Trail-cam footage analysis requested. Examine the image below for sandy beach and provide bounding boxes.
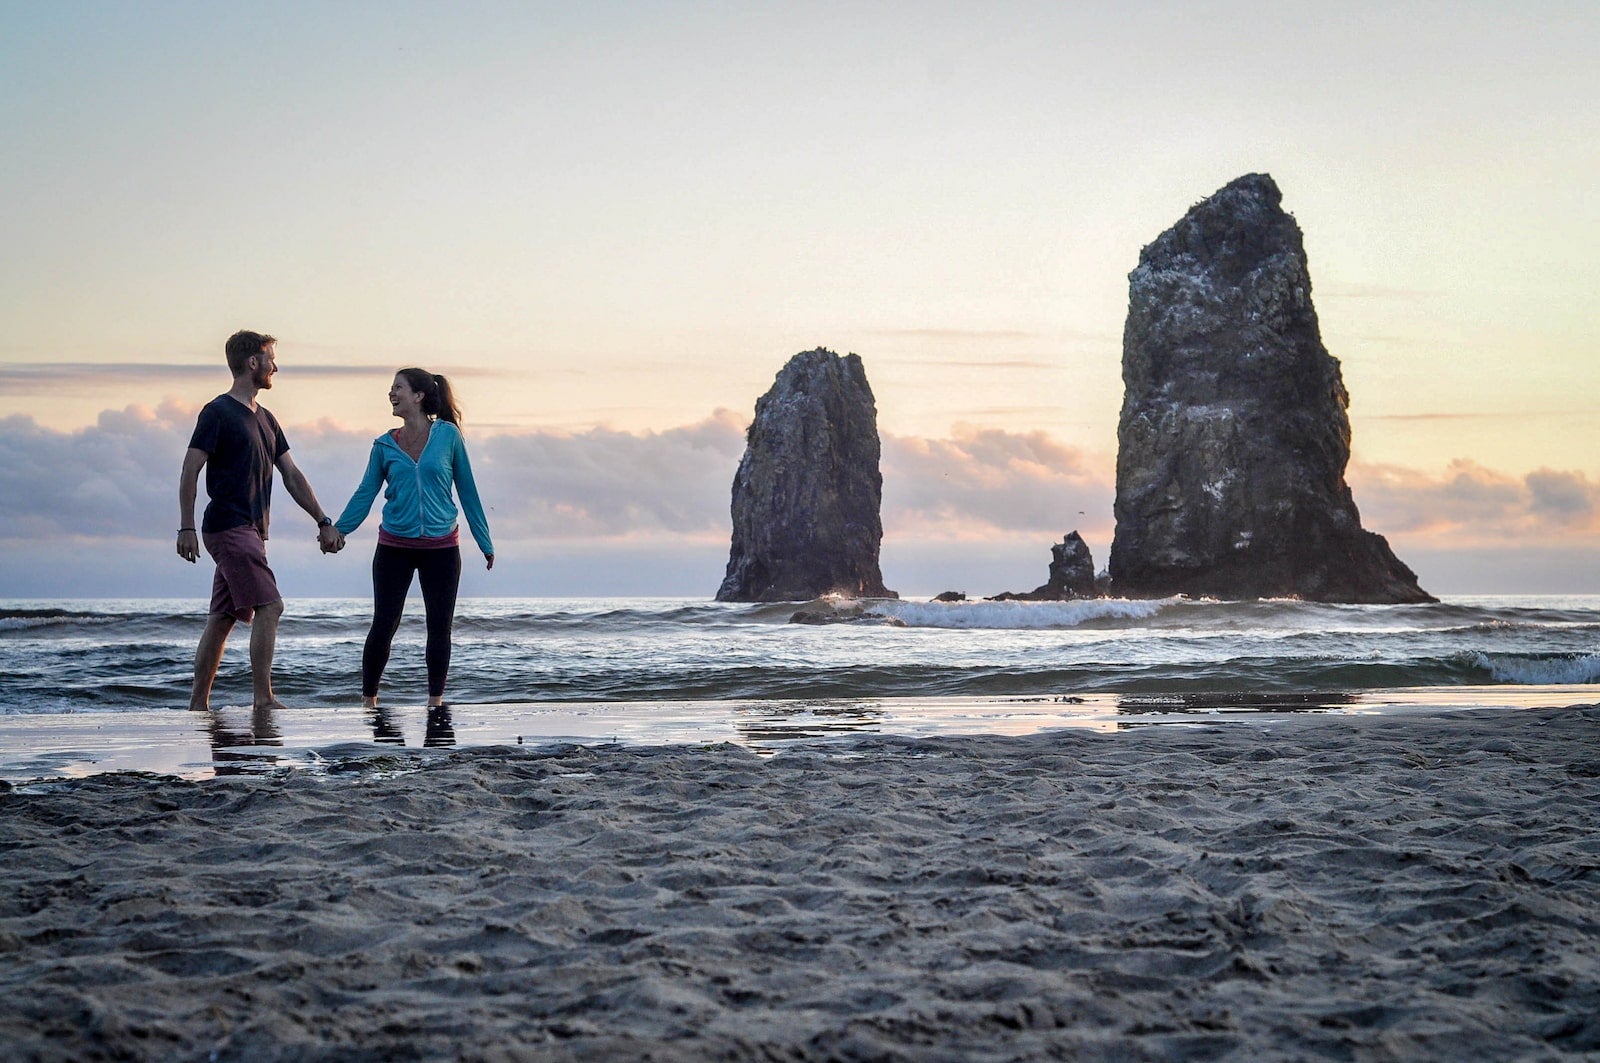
[2,704,1598,1060]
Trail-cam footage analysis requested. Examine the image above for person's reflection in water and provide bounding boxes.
[205,703,283,775]
[424,705,456,748]
[369,707,406,745]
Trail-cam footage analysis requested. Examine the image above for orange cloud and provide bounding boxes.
[1349,459,1600,545]
[881,425,1114,540]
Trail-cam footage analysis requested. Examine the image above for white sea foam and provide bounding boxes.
[1471,652,1600,686]
[0,615,119,632]
[876,597,1179,630]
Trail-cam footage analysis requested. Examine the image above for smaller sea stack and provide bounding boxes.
[716,349,895,602]
[988,532,1098,601]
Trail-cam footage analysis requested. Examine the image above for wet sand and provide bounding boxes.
[2,705,1598,1060]
[3,686,1595,785]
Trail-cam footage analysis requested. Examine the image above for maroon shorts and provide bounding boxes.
[203,525,282,623]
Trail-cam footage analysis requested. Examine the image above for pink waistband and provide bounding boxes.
[378,526,460,550]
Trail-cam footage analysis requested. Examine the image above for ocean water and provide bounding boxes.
[2,594,1598,716]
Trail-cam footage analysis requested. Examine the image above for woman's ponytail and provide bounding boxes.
[398,367,463,427]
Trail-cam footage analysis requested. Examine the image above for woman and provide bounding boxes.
[335,369,494,709]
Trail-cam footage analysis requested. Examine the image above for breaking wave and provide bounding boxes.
[1469,652,1600,686]
[873,597,1178,629]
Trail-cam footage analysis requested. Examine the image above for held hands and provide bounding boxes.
[318,524,345,555]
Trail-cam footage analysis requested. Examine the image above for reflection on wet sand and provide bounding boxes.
[370,708,405,745]
[368,705,457,748]
[181,690,1497,778]
[1113,691,1363,730]
[727,698,1126,751]
[732,701,885,751]
[205,705,284,775]
[724,693,1380,746]
[424,706,455,748]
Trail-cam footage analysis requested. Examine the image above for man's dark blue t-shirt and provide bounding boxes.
[188,395,290,537]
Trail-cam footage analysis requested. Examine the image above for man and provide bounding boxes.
[177,330,344,710]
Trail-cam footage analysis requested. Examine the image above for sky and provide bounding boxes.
[2,1,1597,599]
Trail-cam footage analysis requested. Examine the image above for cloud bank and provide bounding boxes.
[1350,459,1600,545]
[0,405,1119,545]
[1,405,1596,596]
[882,427,1112,540]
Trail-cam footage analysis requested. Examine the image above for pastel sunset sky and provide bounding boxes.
[3,1,1596,598]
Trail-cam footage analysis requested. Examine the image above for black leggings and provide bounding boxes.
[363,544,462,698]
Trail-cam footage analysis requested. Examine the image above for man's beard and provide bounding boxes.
[254,366,274,389]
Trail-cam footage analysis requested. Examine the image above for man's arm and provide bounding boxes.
[177,447,207,563]
[276,452,343,553]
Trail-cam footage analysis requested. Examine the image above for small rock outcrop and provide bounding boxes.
[716,349,896,602]
[789,598,906,626]
[988,532,1098,601]
[1110,174,1433,603]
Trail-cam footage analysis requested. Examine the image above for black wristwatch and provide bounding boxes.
[317,516,333,528]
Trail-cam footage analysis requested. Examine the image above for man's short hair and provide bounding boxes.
[225,331,276,376]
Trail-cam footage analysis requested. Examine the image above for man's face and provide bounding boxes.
[252,343,278,389]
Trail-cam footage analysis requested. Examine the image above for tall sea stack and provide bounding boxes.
[1109,174,1433,603]
[716,348,895,602]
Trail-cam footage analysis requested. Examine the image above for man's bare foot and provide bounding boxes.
[253,699,290,712]
[361,696,379,709]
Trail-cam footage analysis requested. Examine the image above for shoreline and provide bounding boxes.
[1,686,1596,786]
[2,705,1597,1059]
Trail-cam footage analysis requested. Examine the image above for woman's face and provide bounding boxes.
[390,374,423,418]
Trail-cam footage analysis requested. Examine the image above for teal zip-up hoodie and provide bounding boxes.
[335,420,494,555]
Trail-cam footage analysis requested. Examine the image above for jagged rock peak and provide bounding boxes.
[715,348,895,603]
[1139,173,1289,269]
[1109,174,1432,604]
